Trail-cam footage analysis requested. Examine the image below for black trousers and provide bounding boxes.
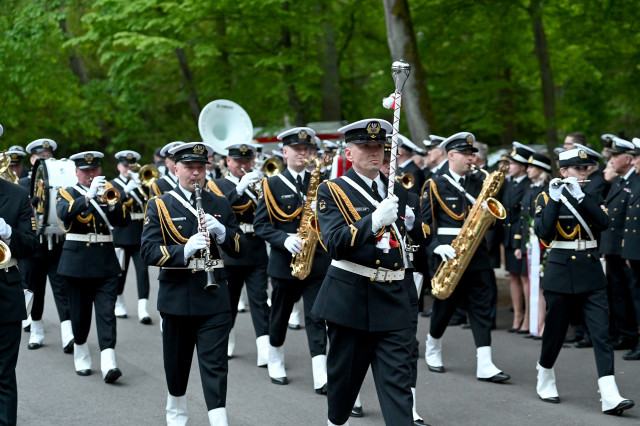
[404,271,420,388]
[117,245,150,299]
[66,276,118,350]
[269,276,326,357]
[162,312,231,410]
[327,323,413,425]
[540,288,614,377]
[0,322,20,426]
[226,264,270,337]
[429,269,493,347]
[628,260,640,328]
[606,255,637,343]
[23,253,70,322]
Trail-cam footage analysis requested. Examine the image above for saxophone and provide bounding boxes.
[290,158,323,280]
[431,164,507,299]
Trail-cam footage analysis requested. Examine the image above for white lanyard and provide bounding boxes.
[163,175,177,188]
[168,190,199,219]
[115,177,144,208]
[277,174,306,201]
[73,185,114,231]
[442,174,476,204]
[559,194,595,241]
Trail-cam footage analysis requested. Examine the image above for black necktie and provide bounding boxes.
[459,177,465,188]
[296,175,304,195]
[371,181,383,202]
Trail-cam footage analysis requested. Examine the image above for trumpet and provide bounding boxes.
[91,178,121,206]
[261,157,284,177]
[395,173,415,189]
[130,163,160,187]
[0,151,18,184]
[551,179,591,187]
[0,240,12,270]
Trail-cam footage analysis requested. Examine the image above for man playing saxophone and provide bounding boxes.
[254,127,330,394]
[421,132,511,383]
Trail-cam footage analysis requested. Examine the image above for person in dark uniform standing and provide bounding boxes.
[312,118,431,425]
[150,141,184,197]
[396,135,425,197]
[421,132,510,384]
[534,147,634,415]
[503,142,535,334]
[254,127,331,394]
[56,151,130,383]
[18,138,75,353]
[599,137,638,351]
[140,142,242,425]
[207,143,270,366]
[0,148,38,426]
[109,150,153,324]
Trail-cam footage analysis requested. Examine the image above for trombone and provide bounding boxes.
[129,163,160,200]
[261,157,284,177]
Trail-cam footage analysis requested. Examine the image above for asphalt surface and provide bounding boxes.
[15,266,640,425]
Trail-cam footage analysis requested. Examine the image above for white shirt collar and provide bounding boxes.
[118,174,129,182]
[226,174,240,184]
[177,184,193,201]
[288,168,307,182]
[167,172,177,183]
[354,171,385,199]
[433,158,448,172]
[624,167,636,181]
[514,174,527,184]
[448,169,465,183]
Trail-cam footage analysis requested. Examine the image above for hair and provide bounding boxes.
[474,142,488,162]
[566,132,587,145]
[531,170,551,185]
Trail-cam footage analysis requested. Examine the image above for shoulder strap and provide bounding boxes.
[277,173,305,201]
[163,175,177,188]
[74,185,114,231]
[559,194,595,241]
[442,174,476,204]
[167,190,199,219]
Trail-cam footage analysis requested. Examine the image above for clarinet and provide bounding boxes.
[194,180,219,291]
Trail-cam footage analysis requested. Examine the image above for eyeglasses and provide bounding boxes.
[451,151,476,157]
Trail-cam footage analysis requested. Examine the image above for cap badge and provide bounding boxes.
[466,134,473,144]
[84,153,94,163]
[239,144,248,153]
[612,141,617,149]
[298,130,308,140]
[42,140,51,149]
[126,153,134,160]
[366,121,381,139]
[528,156,534,163]
[578,149,587,159]
[510,147,517,157]
[10,154,18,161]
[193,144,205,155]
[606,136,612,142]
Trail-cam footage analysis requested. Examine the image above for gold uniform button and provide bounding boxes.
[287,206,291,209]
[178,226,182,230]
[388,280,393,283]
[614,208,618,211]
[86,243,90,247]
[400,226,403,230]
[192,270,196,274]
[394,263,398,267]
[100,243,104,246]
[376,260,381,265]
[587,254,591,257]
[370,277,375,282]
[571,255,576,260]
[611,228,615,231]
[452,204,456,208]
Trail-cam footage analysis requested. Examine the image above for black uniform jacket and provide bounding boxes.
[110,177,147,247]
[0,180,38,324]
[600,174,636,256]
[56,185,130,278]
[150,174,178,198]
[208,177,267,267]
[421,169,492,271]
[519,182,545,252]
[501,176,530,248]
[254,168,331,280]
[140,188,243,316]
[622,176,640,260]
[584,168,609,199]
[19,174,63,258]
[398,160,425,198]
[534,188,608,294]
[311,168,431,332]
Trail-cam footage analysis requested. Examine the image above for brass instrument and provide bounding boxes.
[131,163,160,187]
[290,158,323,280]
[0,240,12,270]
[194,180,219,291]
[198,99,253,157]
[431,164,507,300]
[262,157,284,177]
[95,182,121,206]
[396,173,415,189]
[0,151,19,184]
[240,168,260,194]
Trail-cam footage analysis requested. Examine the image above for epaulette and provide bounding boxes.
[261,177,302,223]
[154,197,188,245]
[207,180,224,197]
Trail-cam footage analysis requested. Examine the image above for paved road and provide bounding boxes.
[16,267,640,425]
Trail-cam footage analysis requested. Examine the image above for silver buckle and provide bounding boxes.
[88,234,98,244]
[374,268,391,282]
[576,240,585,251]
[193,258,206,270]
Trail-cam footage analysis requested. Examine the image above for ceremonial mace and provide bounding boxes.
[386,59,411,198]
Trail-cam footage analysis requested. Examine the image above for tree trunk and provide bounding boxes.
[281,3,306,126]
[382,0,435,146]
[498,67,517,145]
[319,11,342,121]
[175,48,201,123]
[529,0,558,170]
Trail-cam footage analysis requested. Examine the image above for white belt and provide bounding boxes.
[550,240,598,251]
[240,223,254,233]
[331,259,405,282]
[162,258,225,270]
[130,213,145,220]
[65,233,113,243]
[437,228,461,236]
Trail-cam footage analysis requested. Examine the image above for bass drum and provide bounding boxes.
[31,158,77,237]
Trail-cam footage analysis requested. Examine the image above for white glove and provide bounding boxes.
[564,177,585,202]
[434,244,456,262]
[236,171,260,195]
[548,178,564,202]
[0,218,12,239]
[124,180,138,194]
[284,235,303,254]
[129,171,142,185]
[371,195,399,232]
[203,213,226,241]
[87,176,106,199]
[404,206,415,231]
[184,233,208,261]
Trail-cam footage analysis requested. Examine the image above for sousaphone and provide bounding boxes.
[198,99,254,155]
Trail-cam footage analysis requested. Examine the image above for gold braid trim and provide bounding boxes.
[123,197,134,208]
[234,233,240,252]
[556,223,581,240]
[75,212,93,223]
[207,180,224,197]
[157,245,170,266]
[326,181,361,223]
[535,191,555,247]
[429,180,465,221]
[58,188,75,213]
[422,222,431,238]
[155,198,188,244]
[232,200,254,214]
[151,182,162,197]
[261,177,302,223]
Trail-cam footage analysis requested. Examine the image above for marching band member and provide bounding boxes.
[253,127,330,393]
[396,135,425,197]
[421,132,510,383]
[56,151,130,383]
[313,118,431,425]
[150,141,184,197]
[6,145,27,179]
[18,139,74,352]
[0,150,38,426]
[207,143,270,365]
[534,147,634,415]
[109,150,152,324]
[140,142,243,425]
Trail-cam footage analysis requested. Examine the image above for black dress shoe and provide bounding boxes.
[140,316,152,325]
[287,323,301,330]
[604,399,635,416]
[270,377,289,385]
[413,420,429,425]
[427,363,445,373]
[523,334,533,339]
[116,314,128,319]
[350,406,364,418]
[315,384,327,395]
[478,372,510,383]
[539,396,560,404]
[104,368,122,384]
[564,334,581,344]
[532,336,543,341]
[420,308,433,318]
[448,317,466,326]
[613,338,636,351]
[23,324,30,333]
[507,327,519,333]
[28,342,42,350]
[63,339,75,354]
[76,369,92,377]
[623,348,640,360]
[516,329,530,335]
[574,339,592,348]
